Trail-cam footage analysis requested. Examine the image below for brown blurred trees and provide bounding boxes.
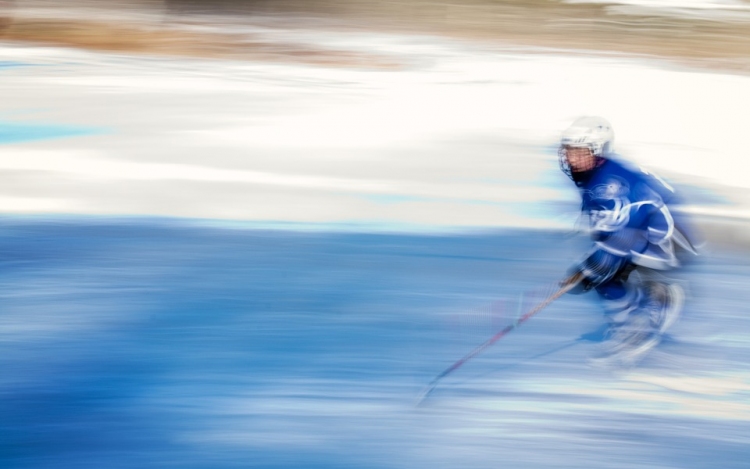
[0,0,15,35]
[164,0,329,17]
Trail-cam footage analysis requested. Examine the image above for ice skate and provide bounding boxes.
[646,282,684,335]
[591,312,661,367]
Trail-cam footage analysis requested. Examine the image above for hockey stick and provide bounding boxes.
[415,272,582,405]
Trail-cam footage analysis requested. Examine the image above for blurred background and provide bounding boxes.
[1,1,749,468]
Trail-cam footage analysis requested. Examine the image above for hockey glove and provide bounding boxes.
[568,249,628,293]
[562,266,593,294]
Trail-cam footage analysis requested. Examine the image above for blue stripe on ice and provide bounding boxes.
[0,61,29,69]
[0,120,105,145]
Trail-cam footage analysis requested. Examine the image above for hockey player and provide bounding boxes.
[558,116,699,362]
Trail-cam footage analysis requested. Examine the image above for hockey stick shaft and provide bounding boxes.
[416,272,582,404]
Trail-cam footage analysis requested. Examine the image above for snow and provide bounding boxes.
[1,31,749,228]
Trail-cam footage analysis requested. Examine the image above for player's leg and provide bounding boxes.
[595,269,659,356]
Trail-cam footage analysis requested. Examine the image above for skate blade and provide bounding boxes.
[590,335,661,369]
[658,284,685,334]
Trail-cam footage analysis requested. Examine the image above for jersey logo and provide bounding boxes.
[589,177,631,231]
[591,177,629,200]
[590,200,630,232]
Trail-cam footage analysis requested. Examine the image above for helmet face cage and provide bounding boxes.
[558,117,614,180]
[558,145,574,180]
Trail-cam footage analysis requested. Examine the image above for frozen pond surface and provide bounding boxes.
[0,220,749,469]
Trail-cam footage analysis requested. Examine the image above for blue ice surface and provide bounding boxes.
[0,120,104,145]
[0,216,748,469]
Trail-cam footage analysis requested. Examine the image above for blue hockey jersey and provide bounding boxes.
[576,155,697,270]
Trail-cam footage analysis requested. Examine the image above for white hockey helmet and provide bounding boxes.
[558,116,615,179]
